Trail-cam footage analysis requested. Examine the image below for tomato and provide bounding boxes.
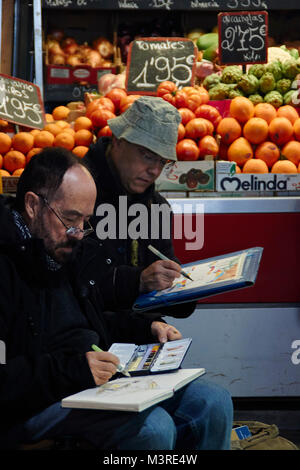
[186,92,203,112]
[97,125,113,138]
[174,90,188,109]
[96,96,115,113]
[119,95,140,114]
[177,123,185,142]
[195,104,222,129]
[90,108,116,128]
[105,88,128,112]
[157,80,177,97]
[196,86,210,105]
[198,135,219,158]
[185,118,210,140]
[177,108,196,126]
[176,139,199,161]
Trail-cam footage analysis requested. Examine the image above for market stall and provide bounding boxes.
[0,0,299,400]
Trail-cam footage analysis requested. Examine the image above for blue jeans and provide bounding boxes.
[21,378,233,450]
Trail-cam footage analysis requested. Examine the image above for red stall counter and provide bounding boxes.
[169,197,300,304]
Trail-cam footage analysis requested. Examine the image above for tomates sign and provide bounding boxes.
[0,74,45,129]
[125,37,197,94]
[218,11,268,65]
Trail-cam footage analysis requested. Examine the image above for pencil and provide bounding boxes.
[91,344,131,377]
[148,245,193,282]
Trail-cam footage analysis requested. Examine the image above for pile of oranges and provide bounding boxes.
[217,96,300,174]
[0,105,95,178]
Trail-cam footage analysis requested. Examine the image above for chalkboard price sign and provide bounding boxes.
[0,74,45,129]
[218,11,268,65]
[125,37,197,94]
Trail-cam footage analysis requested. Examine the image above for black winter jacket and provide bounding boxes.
[0,196,157,447]
[84,137,196,319]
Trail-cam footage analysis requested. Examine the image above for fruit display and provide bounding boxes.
[1,82,300,190]
[45,29,114,68]
[202,48,300,106]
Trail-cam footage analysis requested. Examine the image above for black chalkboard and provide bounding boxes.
[125,37,197,94]
[0,74,45,129]
[41,0,299,11]
[218,11,268,65]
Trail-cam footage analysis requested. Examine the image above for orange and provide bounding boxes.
[298,162,300,173]
[281,140,300,166]
[74,116,92,132]
[242,158,269,173]
[53,132,75,150]
[55,120,71,129]
[229,96,255,123]
[269,117,293,146]
[271,160,298,173]
[255,141,280,168]
[74,129,93,147]
[72,146,89,158]
[12,132,34,154]
[235,165,242,173]
[34,130,55,148]
[0,168,11,177]
[62,127,75,136]
[254,102,277,124]
[12,168,25,176]
[0,154,2,169]
[0,132,12,154]
[227,137,253,166]
[26,147,42,163]
[198,135,219,158]
[277,105,299,124]
[243,117,269,145]
[293,118,300,141]
[216,117,242,145]
[3,150,26,173]
[43,122,63,136]
[52,105,70,121]
[45,113,54,122]
[30,129,40,137]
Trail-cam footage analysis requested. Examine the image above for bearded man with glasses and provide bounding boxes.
[0,146,233,450]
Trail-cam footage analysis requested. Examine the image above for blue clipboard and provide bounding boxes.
[133,247,263,313]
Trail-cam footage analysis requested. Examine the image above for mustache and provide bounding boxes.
[56,239,80,249]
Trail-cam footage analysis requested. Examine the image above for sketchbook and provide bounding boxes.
[61,368,205,412]
[109,338,192,376]
[133,247,263,312]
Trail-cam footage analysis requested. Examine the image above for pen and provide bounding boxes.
[91,344,131,377]
[148,244,193,282]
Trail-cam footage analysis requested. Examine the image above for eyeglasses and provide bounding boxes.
[137,147,169,169]
[36,193,94,238]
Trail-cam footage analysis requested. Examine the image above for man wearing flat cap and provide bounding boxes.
[84,96,195,320]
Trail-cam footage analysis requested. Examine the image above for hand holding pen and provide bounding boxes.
[85,345,130,386]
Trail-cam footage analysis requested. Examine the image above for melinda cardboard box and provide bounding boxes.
[155,161,214,192]
[216,161,300,192]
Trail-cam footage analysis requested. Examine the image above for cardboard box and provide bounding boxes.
[155,161,214,192]
[216,161,300,192]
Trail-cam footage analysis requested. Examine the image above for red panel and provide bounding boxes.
[173,212,300,303]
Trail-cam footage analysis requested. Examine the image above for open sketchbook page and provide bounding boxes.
[154,252,247,298]
[61,368,205,412]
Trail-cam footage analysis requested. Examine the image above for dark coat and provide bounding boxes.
[84,137,196,319]
[0,196,157,447]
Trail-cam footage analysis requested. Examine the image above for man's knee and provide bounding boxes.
[121,406,177,450]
